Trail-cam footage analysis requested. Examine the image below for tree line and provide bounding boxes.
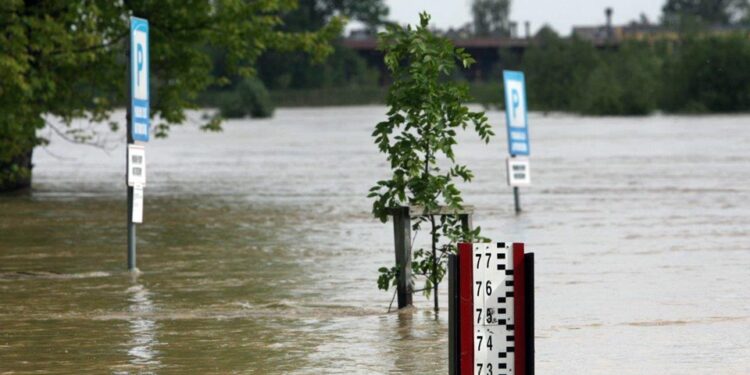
[522,28,750,115]
[521,0,750,115]
[2,0,750,192]
[212,0,750,117]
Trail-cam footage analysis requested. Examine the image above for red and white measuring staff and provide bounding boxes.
[456,242,533,375]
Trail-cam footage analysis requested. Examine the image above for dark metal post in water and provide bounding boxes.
[448,253,459,375]
[459,213,473,236]
[127,185,136,270]
[392,206,413,309]
[525,252,535,375]
[510,154,521,214]
[430,215,438,312]
[126,39,136,272]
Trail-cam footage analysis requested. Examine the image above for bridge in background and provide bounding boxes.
[340,37,531,84]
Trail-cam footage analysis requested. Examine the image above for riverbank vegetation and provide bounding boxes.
[523,30,750,115]
[0,1,343,192]
[209,0,750,116]
[255,30,750,116]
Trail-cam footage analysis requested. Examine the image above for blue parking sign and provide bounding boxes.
[130,17,149,142]
[502,71,529,156]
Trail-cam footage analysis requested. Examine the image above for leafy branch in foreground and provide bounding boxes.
[369,12,493,310]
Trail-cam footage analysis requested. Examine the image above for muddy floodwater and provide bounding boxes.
[1,106,749,374]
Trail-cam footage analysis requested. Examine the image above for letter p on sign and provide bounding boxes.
[132,22,148,101]
[506,81,525,128]
[502,70,530,156]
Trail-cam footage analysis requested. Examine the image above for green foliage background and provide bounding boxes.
[522,28,750,115]
[200,0,386,118]
[0,0,342,191]
[260,28,750,118]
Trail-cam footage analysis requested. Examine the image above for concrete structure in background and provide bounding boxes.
[573,7,678,45]
[345,7,750,83]
[573,7,750,46]
[341,36,529,83]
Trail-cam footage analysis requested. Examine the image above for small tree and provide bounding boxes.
[369,13,493,310]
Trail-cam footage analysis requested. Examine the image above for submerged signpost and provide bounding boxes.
[502,71,531,214]
[127,17,149,271]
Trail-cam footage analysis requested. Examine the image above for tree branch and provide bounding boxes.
[45,120,116,153]
[49,31,128,56]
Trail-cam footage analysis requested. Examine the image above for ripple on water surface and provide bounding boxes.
[1,108,749,374]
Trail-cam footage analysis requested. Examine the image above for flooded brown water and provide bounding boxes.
[1,106,749,374]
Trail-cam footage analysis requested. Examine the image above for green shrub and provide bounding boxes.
[219,77,274,119]
[575,43,660,116]
[575,64,624,115]
[615,45,660,115]
[661,35,750,113]
[522,28,599,112]
[469,82,504,108]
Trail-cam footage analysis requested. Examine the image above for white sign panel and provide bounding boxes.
[127,144,146,187]
[473,243,515,375]
[132,184,144,223]
[506,158,530,187]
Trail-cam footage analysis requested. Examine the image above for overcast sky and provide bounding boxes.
[382,0,664,36]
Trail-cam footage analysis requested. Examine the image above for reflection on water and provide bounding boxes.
[0,107,749,374]
[126,281,160,369]
[0,271,110,281]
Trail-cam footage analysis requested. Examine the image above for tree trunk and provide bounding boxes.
[0,147,33,192]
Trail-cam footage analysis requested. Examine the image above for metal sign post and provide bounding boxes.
[450,242,534,375]
[127,17,150,271]
[502,71,531,214]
